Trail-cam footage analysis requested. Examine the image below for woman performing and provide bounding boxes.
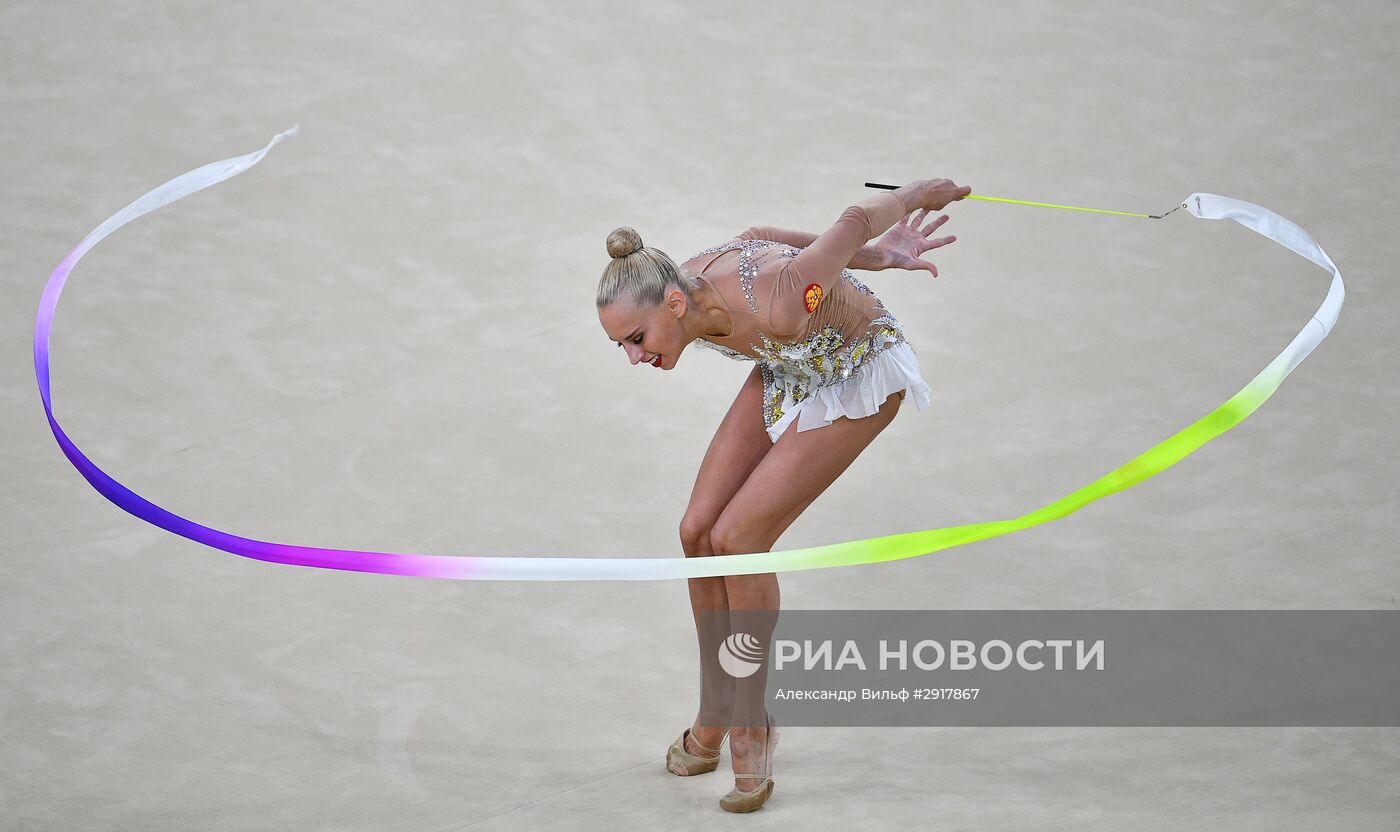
[596,178,971,812]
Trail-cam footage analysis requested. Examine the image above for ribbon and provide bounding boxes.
[35,127,1344,581]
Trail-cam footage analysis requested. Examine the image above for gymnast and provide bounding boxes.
[596,178,971,812]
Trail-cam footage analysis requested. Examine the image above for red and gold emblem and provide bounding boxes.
[802,282,823,313]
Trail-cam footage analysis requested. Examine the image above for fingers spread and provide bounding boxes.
[922,215,949,235]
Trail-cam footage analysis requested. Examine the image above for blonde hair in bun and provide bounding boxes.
[597,225,696,310]
[606,226,644,259]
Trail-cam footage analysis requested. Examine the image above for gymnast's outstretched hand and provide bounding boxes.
[873,209,958,277]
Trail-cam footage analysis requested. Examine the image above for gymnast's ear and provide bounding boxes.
[667,284,690,316]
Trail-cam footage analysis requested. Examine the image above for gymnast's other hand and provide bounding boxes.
[874,209,958,277]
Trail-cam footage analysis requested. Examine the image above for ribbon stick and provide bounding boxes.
[864,182,1182,218]
[35,128,1343,581]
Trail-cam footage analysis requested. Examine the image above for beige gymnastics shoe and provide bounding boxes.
[719,714,778,813]
[666,727,727,776]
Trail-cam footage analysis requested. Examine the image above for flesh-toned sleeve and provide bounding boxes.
[766,191,907,336]
[737,226,818,248]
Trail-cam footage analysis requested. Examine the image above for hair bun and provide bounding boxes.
[606,227,644,259]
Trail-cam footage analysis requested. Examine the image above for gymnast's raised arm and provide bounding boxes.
[736,225,890,272]
[765,179,968,335]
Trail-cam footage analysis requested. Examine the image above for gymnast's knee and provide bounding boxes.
[679,515,715,557]
[709,523,767,559]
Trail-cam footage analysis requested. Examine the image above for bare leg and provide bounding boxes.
[677,366,771,761]
[680,532,736,755]
[713,390,903,791]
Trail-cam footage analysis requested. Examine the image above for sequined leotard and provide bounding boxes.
[680,190,923,441]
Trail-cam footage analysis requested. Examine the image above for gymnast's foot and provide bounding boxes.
[726,716,777,794]
[687,723,728,758]
[686,722,722,756]
[667,719,729,777]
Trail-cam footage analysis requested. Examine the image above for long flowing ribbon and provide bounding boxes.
[35,128,1344,581]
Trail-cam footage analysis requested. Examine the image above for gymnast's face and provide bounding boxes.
[599,288,690,371]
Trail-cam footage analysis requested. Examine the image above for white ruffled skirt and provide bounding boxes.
[766,341,932,443]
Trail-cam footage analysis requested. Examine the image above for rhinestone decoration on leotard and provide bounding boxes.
[685,239,913,433]
[685,238,800,314]
[749,318,908,431]
[691,338,750,361]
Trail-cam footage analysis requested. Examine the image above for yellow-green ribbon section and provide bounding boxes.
[963,193,1153,217]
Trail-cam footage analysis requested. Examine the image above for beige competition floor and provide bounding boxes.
[3,1,1398,829]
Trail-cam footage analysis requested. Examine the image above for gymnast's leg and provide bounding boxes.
[676,364,772,762]
[710,389,903,792]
